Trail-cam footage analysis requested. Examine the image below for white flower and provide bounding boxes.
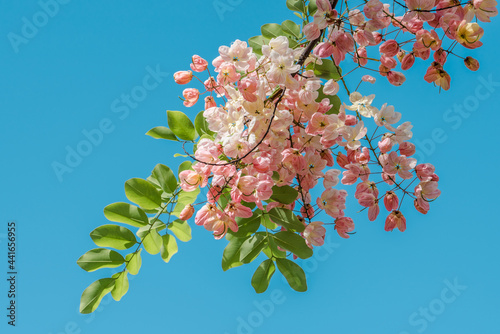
[374,103,401,129]
[345,92,378,117]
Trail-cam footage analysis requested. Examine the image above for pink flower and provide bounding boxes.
[424,63,451,90]
[179,204,195,220]
[384,191,399,211]
[387,71,406,86]
[362,75,376,83]
[383,151,417,179]
[404,0,435,22]
[317,188,347,218]
[334,217,355,238]
[182,88,199,107]
[190,55,208,72]
[385,211,406,232]
[179,169,207,191]
[173,71,193,85]
[323,79,340,95]
[303,221,326,248]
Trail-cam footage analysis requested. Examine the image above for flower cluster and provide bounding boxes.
[173,33,441,244]
[305,0,496,90]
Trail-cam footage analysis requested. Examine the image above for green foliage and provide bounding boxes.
[124,178,162,210]
[251,259,276,293]
[103,202,149,227]
[145,126,178,141]
[239,234,268,264]
[308,0,318,15]
[168,219,192,242]
[286,0,306,13]
[261,23,285,39]
[281,20,302,39]
[80,278,115,314]
[77,248,125,272]
[276,258,307,292]
[160,234,178,263]
[268,207,305,232]
[125,249,142,275]
[178,160,193,175]
[307,58,342,80]
[270,185,299,204]
[194,111,215,137]
[152,164,178,194]
[273,231,313,259]
[228,210,262,238]
[90,224,137,250]
[111,272,129,301]
[137,228,162,255]
[167,110,196,141]
[222,236,247,271]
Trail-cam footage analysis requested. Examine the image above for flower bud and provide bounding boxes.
[173,71,193,85]
[190,55,208,72]
[179,204,195,220]
[464,56,480,71]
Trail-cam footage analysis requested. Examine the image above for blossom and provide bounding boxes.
[383,151,417,179]
[374,103,401,129]
[334,217,355,238]
[455,21,484,49]
[190,55,208,72]
[385,211,406,232]
[303,221,327,248]
[345,92,378,117]
[179,204,195,220]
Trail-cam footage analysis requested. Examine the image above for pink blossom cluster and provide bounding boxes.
[172,34,441,245]
[306,0,497,90]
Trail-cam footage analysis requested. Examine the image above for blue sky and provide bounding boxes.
[1,0,499,333]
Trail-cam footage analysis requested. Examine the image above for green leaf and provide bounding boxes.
[138,229,162,255]
[307,59,342,80]
[281,20,301,39]
[239,234,268,264]
[138,219,166,235]
[103,202,149,227]
[124,178,162,210]
[167,110,196,141]
[270,185,299,204]
[168,219,192,242]
[248,35,270,56]
[317,84,341,115]
[172,188,200,217]
[268,208,305,232]
[152,164,178,194]
[194,111,215,137]
[276,258,307,292]
[308,1,318,15]
[160,234,178,263]
[263,236,287,259]
[222,236,249,271]
[111,272,129,301]
[286,0,305,13]
[79,278,115,314]
[90,224,137,250]
[228,210,262,238]
[77,248,125,272]
[261,23,284,39]
[273,231,313,259]
[145,126,178,141]
[261,214,278,230]
[125,249,142,275]
[178,160,193,175]
[251,259,276,293]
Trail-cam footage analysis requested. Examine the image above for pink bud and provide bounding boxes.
[372,32,383,45]
[378,137,393,153]
[385,210,406,232]
[179,204,195,220]
[464,56,480,71]
[361,75,376,83]
[399,142,416,156]
[434,48,447,65]
[401,53,415,70]
[173,71,193,85]
[190,55,208,72]
[379,39,399,57]
[387,71,406,86]
[345,115,358,126]
[182,88,199,107]
[384,191,399,211]
[204,96,216,109]
[414,199,429,214]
